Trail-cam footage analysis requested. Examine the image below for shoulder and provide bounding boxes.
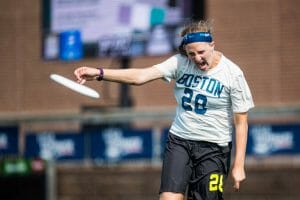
[218,55,248,89]
[221,55,244,76]
[170,54,189,64]
[175,54,193,68]
[156,53,191,69]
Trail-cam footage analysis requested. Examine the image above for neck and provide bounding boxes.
[209,51,222,69]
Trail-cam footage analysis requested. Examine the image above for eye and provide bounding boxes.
[198,50,205,54]
[188,52,195,57]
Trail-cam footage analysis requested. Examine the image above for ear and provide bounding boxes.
[178,43,187,56]
[209,41,215,48]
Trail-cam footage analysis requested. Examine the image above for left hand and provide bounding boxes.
[231,165,246,191]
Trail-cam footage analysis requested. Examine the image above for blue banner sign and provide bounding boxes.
[25,132,85,161]
[0,126,19,156]
[247,124,300,156]
[90,128,153,162]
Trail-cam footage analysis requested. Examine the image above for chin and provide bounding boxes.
[198,65,209,71]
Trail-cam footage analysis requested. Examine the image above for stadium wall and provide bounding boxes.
[0,0,299,114]
[56,165,300,200]
[1,1,300,200]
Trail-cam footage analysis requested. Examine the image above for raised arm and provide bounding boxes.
[74,66,164,85]
[231,112,248,191]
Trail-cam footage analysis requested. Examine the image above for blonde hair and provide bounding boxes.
[178,20,214,56]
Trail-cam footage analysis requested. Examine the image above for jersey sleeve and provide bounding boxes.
[153,55,179,82]
[231,74,255,113]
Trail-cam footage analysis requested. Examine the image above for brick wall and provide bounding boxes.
[0,0,299,113]
[56,165,300,200]
[207,0,300,105]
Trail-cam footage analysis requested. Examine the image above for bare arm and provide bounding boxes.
[74,66,164,85]
[231,112,248,191]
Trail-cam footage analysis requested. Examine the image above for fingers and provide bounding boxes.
[78,78,86,85]
[233,180,240,192]
[231,166,246,192]
[74,67,87,84]
[233,176,246,192]
[74,67,82,81]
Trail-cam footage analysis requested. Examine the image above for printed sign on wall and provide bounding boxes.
[247,124,300,156]
[0,126,19,156]
[90,128,153,162]
[25,132,85,161]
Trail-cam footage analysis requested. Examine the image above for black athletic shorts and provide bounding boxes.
[159,133,232,200]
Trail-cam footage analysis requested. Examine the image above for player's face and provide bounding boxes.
[185,42,215,71]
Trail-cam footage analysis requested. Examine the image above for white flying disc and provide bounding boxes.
[50,74,100,98]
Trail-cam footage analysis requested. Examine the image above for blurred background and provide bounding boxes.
[0,0,300,199]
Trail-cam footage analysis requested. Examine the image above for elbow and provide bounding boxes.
[127,68,157,85]
[130,75,148,86]
[131,80,146,86]
[131,82,143,86]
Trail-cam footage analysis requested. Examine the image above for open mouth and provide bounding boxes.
[196,60,209,70]
[200,61,208,66]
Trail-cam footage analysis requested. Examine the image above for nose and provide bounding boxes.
[194,54,203,62]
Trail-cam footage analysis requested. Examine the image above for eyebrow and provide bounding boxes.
[187,50,205,55]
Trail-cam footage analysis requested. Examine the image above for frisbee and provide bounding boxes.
[50,74,100,98]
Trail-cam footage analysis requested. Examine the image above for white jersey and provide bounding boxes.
[154,54,254,145]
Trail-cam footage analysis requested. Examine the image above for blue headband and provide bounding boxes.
[182,32,213,45]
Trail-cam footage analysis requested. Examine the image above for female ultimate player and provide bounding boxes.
[74,20,254,200]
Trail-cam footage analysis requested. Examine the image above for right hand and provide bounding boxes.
[74,67,99,84]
